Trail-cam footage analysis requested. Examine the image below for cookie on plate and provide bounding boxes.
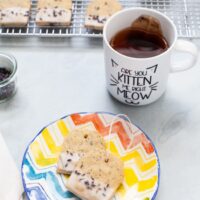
[0,0,31,27]
[85,0,122,30]
[57,129,106,174]
[36,0,72,26]
[66,150,124,200]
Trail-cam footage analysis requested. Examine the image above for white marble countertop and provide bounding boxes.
[0,37,199,200]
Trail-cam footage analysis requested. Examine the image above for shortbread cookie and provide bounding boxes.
[57,129,106,174]
[36,0,72,26]
[85,0,122,30]
[0,0,30,27]
[66,150,124,200]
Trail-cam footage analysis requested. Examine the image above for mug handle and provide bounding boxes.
[170,39,198,73]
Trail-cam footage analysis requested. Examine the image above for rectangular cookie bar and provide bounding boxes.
[36,0,72,26]
[66,151,124,200]
[0,0,30,27]
[85,0,122,30]
[57,129,106,175]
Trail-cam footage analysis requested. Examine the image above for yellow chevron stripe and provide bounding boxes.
[117,184,126,197]
[30,140,58,167]
[106,141,120,156]
[41,128,62,155]
[122,151,156,172]
[125,161,157,179]
[107,141,157,172]
[138,176,158,192]
[57,120,69,137]
[124,167,158,192]
[124,168,138,186]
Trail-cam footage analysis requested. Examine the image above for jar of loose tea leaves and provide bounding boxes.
[0,53,17,103]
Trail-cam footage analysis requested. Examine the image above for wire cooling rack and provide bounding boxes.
[0,0,199,38]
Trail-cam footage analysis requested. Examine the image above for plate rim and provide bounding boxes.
[21,111,160,200]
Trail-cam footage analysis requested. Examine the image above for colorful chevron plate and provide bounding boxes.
[21,112,160,200]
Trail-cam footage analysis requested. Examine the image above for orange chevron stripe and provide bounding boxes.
[71,113,154,154]
[131,134,154,154]
[71,113,130,148]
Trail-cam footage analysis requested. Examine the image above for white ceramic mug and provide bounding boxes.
[103,8,198,106]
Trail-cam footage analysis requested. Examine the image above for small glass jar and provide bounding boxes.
[0,53,17,103]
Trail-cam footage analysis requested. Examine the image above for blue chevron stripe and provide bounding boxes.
[26,186,50,200]
[23,156,76,199]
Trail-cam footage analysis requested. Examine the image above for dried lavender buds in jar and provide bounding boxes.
[0,54,17,103]
[0,68,12,82]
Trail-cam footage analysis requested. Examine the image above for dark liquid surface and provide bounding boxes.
[110,28,169,58]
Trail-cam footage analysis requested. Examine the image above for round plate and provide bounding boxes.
[21,112,160,200]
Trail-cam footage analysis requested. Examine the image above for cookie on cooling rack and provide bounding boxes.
[85,0,122,30]
[0,0,31,27]
[57,129,106,175]
[66,150,124,200]
[36,0,72,26]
